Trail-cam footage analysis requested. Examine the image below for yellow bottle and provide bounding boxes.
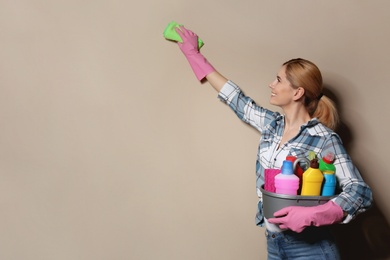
[301,158,324,196]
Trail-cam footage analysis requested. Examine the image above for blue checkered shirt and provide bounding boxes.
[218,80,373,227]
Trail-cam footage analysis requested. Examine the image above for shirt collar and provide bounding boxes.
[305,118,320,128]
[277,115,320,129]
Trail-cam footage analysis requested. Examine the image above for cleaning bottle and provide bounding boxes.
[274,160,300,195]
[301,157,324,196]
[319,151,336,173]
[319,152,337,196]
[287,155,309,194]
[321,170,337,196]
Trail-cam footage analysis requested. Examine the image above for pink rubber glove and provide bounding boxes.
[267,201,344,233]
[175,26,215,81]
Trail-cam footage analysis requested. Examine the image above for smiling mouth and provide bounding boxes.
[271,93,276,97]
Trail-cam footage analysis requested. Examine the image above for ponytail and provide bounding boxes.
[312,95,339,130]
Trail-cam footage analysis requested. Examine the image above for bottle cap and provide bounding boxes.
[323,152,335,164]
[281,160,294,175]
[310,158,319,169]
[286,155,296,162]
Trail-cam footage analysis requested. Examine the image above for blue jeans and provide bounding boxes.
[265,227,340,260]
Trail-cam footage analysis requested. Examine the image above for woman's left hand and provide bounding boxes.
[267,201,344,233]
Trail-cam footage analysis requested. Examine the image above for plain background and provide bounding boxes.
[1,0,390,259]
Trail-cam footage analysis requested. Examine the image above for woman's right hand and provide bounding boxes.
[175,26,200,55]
[173,25,227,88]
[175,25,228,90]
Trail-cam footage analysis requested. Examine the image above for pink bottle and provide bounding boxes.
[274,160,300,195]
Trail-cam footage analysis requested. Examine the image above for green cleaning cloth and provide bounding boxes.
[163,21,204,49]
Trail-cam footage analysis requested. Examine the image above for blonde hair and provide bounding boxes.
[283,58,339,130]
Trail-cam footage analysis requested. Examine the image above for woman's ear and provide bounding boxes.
[293,87,305,101]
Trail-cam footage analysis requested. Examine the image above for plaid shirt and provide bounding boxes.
[218,80,373,227]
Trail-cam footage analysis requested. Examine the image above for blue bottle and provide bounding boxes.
[321,171,336,196]
[320,152,336,196]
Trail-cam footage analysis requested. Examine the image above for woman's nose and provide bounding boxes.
[269,81,275,88]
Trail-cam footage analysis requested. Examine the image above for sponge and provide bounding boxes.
[163,21,204,49]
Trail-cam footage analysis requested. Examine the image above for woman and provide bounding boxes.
[172,25,373,259]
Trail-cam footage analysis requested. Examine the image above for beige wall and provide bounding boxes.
[1,0,389,259]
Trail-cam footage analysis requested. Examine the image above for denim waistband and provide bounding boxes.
[266,226,334,243]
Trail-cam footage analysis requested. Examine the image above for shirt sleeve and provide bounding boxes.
[324,134,373,223]
[218,80,275,132]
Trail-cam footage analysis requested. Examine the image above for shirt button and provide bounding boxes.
[272,234,276,238]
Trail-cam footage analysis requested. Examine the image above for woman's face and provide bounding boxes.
[268,66,297,107]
